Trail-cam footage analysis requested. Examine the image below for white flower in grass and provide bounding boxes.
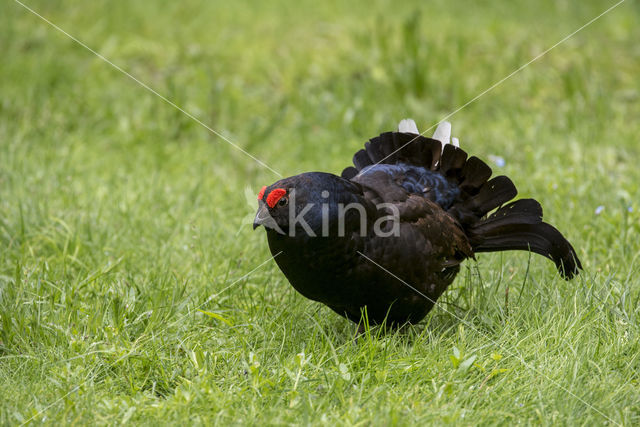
[488,155,506,168]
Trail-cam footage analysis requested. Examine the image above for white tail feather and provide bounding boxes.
[398,119,419,134]
[397,119,462,153]
[432,121,452,149]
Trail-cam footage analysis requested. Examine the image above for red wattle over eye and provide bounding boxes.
[266,188,287,208]
[257,186,266,200]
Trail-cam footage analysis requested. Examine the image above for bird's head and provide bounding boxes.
[253,172,371,237]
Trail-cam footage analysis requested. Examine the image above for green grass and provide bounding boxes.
[1,0,639,424]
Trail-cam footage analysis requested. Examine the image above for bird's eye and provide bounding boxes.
[278,196,288,207]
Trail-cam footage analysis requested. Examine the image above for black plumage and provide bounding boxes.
[253,128,582,326]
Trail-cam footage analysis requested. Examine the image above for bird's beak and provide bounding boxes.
[253,201,286,234]
[253,201,269,230]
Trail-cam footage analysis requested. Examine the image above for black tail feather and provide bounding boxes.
[469,202,582,279]
[341,132,443,180]
[440,143,468,177]
[460,156,493,193]
[471,199,543,229]
[464,176,518,215]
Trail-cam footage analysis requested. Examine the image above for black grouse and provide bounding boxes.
[253,120,581,327]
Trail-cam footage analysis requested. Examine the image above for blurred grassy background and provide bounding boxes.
[1,0,639,424]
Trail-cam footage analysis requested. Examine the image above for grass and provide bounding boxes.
[1,0,639,424]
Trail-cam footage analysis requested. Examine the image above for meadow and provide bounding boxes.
[1,0,639,424]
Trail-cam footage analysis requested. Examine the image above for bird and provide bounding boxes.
[253,119,582,328]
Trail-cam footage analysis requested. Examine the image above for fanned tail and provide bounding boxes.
[342,120,582,279]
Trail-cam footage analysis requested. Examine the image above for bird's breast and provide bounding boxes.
[266,231,361,304]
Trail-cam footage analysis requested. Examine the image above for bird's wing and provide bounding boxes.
[351,164,474,263]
